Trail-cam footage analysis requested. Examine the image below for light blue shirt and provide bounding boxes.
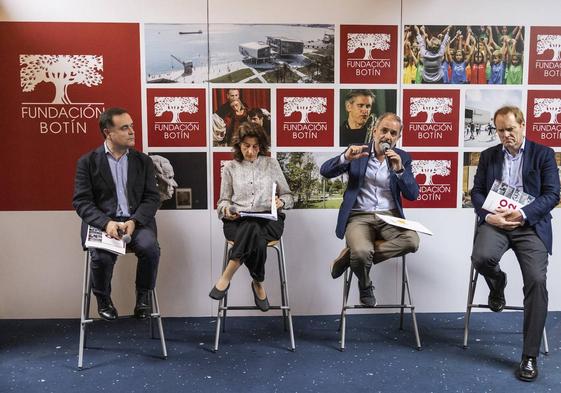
[502,138,525,191]
[340,150,398,212]
[104,142,130,217]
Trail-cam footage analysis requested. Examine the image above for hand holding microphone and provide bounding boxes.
[380,142,403,172]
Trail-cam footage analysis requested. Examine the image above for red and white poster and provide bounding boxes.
[276,88,334,147]
[146,88,206,147]
[0,22,142,210]
[526,90,561,146]
[340,25,397,84]
[212,152,234,208]
[403,152,458,208]
[529,26,561,85]
[402,89,460,147]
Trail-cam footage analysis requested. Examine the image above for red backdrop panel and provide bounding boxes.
[529,26,561,85]
[526,90,561,147]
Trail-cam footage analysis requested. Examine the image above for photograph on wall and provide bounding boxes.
[403,25,524,85]
[403,152,458,208]
[529,26,561,85]
[276,88,334,147]
[211,88,270,147]
[0,22,142,211]
[463,152,561,208]
[464,89,523,147]
[145,24,208,84]
[340,25,398,84]
[402,89,460,147]
[212,152,235,207]
[146,88,206,147]
[209,24,334,83]
[339,89,397,147]
[277,152,347,209]
[526,90,561,147]
[148,152,207,210]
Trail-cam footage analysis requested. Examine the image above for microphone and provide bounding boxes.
[117,228,132,244]
[380,142,393,171]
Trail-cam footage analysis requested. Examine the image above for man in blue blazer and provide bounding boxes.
[470,106,560,382]
[321,112,420,306]
[73,108,161,321]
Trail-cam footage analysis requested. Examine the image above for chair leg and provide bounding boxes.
[543,327,549,355]
[403,260,421,350]
[339,270,352,351]
[214,241,231,352]
[279,239,295,351]
[463,264,478,349]
[150,289,167,359]
[399,256,406,330]
[78,251,92,370]
[276,246,288,332]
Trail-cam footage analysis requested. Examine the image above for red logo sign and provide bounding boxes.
[402,89,460,147]
[527,90,561,146]
[529,27,561,84]
[146,88,206,147]
[403,152,458,208]
[212,152,234,208]
[276,89,334,147]
[340,25,397,84]
[0,22,142,210]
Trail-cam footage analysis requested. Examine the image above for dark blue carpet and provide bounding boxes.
[1,312,560,392]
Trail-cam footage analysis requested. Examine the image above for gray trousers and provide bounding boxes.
[471,223,548,357]
[344,211,420,289]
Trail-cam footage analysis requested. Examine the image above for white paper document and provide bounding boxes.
[481,180,535,213]
[376,214,434,235]
[85,225,126,255]
[239,182,278,221]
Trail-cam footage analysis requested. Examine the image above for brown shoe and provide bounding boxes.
[330,248,350,279]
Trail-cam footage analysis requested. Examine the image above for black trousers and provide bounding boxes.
[471,223,548,357]
[223,215,284,282]
[90,226,160,298]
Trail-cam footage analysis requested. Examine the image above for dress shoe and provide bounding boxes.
[517,355,538,382]
[331,248,350,279]
[134,290,152,320]
[96,295,118,321]
[251,281,270,312]
[359,285,377,307]
[488,271,507,312]
[209,282,230,300]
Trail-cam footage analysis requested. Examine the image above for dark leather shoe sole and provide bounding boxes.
[331,248,350,279]
[517,369,538,382]
[251,282,270,312]
[209,282,230,300]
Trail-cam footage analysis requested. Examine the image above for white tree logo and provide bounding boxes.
[412,160,451,185]
[20,54,103,104]
[534,98,561,123]
[284,97,327,123]
[410,97,453,123]
[154,97,198,123]
[536,35,561,61]
[347,33,391,60]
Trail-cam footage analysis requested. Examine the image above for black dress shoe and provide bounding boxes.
[96,295,118,321]
[209,282,230,300]
[134,290,152,320]
[359,285,377,307]
[517,355,538,382]
[251,282,270,312]
[488,271,507,312]
[331,248,350,279]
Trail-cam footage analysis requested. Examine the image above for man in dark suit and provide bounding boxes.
[471,106,560,382]
[321,113,420,306]
[73,108,161,321]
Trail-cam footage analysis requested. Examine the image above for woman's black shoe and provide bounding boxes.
[251,282,270,312]
[209,282,230,300]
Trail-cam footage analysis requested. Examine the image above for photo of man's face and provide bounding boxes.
[345,95,373,129]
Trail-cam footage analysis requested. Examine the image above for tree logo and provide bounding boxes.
[536,35,561,61]
[154,96,198,123]
[410,97,453,123]
[412,160,451,185]
[533,98,561,123]
[347,33,390,60]
[283,97,327,123]
[20,54,103,104]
